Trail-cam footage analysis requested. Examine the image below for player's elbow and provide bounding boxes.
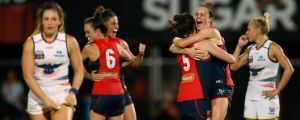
[227,56,235,64]
[289,66,294,75]
[230,64,237,71]
[230,64,238,71]
[173,40,184,48]
[169,45,176,53]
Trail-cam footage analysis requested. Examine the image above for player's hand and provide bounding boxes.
[238,35,248,47]
[43,97,61,111]
[63,92,77,106]
[262,89,279,100]
[172,37,182,43]
[138,43,146,56]
[186,47,210,60]
[91,70,103,81]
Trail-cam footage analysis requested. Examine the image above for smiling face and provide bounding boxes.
[41,9,61,36]
[194,6,212,31]
[105,16,119,38]
[84,23,101,42]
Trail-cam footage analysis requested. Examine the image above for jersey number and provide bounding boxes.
[106,49,115,69]
[182,55,190,71]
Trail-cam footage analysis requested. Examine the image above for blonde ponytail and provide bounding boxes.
[262,12,270,33]
[250,12,270,34]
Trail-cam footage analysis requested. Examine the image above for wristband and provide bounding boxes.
[69,87,78,96]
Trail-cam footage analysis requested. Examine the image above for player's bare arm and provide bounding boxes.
[174,28,215,48]
[203,40,235,64]
[22,37,59,110]
[66,35,84,106]
[230,35,251,71]
[262,42,294,98]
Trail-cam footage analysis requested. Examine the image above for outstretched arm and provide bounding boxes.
[131,43,146,67]
[119,40,145,68]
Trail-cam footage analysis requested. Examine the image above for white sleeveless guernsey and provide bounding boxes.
[32,32,70,86]
[246,40,279,100]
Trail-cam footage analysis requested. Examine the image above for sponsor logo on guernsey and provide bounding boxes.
[35,50,44,59]
[262,83,275,89]
[257,55,266,61]
[181,73,194,83]
[54,50,65,57]
[98,72,119,80]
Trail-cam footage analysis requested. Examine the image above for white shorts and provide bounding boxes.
[27,84,71,115]
[244,98,279,119]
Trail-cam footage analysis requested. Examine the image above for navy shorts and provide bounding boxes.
[178,99,211,120]
[90,94,125,117]
[211,78,234,100]
[124,91,133,105]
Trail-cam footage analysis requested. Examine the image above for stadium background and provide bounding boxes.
[0,0,299,119]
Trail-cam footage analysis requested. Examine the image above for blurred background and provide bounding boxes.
[0,0,299,120]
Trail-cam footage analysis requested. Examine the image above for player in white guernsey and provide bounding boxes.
[230,13,294,120]
[21,2,84,120]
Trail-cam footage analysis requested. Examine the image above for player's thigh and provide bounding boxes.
[90,110,106,120]
[124,104,136,120]
[51,105,74,120]
[244,99,257,119]
[256,99,278,119]
[178,99,211,120]
[29,112,50,120]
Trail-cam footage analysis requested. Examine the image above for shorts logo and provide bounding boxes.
[217,89,226,95]
[216,79,223,84]
[268,107,275,115]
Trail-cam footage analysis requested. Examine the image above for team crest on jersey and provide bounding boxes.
[54,50,65,57]
[37,63,62,74]
[250,67,264,76]
[35,50,44,59]
[249,56,253,63]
